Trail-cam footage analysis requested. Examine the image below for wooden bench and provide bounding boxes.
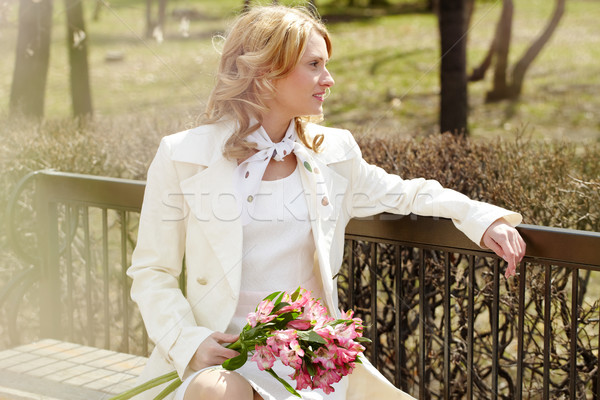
[0,339,146,400]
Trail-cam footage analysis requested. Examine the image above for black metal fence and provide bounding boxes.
[341,216,600,399]
[3,170,600,399]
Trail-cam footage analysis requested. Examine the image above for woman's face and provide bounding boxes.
[267,31,335,121]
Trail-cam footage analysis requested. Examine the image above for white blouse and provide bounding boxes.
[229,166,322,334]
[176,167,348,400]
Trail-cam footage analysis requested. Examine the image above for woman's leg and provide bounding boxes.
[183,369,263,400]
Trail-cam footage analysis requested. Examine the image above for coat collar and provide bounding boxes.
[171,119,237,167]
[170,120,358,167]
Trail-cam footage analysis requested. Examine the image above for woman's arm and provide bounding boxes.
[127,138,214,379]
[344,133,525,275]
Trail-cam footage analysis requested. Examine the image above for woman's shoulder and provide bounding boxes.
[305,122,361,163]
[161,119,235,148]
[158,119,236,165]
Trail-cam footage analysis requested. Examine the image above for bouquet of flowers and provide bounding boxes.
[110,287,369,399]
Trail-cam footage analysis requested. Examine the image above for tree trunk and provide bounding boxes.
[426,0,435,12]
[65,0,93,117]
[93,0,102,21]
[486,0,513,102]
[476,0,566,102]
[9,0,53,118]
[438,0,468,135]
[469,40,494,82]
[369,0,388,7]
[510,0,565,98]
[464,0,475,27]
[157,0,167,39]
[145,0,153,38]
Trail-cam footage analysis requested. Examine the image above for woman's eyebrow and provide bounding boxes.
[303,54,328,62]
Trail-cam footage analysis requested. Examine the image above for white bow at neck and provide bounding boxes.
[233,121,333,225]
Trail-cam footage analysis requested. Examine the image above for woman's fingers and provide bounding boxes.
[211,332,239,344]
[483,218,526,278]
[190,332,241,370]
[211,332,240,358]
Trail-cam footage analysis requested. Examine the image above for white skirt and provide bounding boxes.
[174,360,348,400]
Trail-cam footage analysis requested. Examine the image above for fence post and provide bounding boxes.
[36,173,62,339]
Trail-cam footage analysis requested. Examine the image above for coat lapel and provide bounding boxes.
[179,157,244,295]
[302,156,348,313]
[173,121,245,296]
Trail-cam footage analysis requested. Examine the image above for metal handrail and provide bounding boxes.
[347,213,600,268]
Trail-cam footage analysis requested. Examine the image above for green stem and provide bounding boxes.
[154,377,183,400]
[226,338,243,351]
[265,368,301,397]
[108,371,179,400]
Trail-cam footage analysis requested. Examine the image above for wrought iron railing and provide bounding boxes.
[341,215,600,399]
[3,170,600,399]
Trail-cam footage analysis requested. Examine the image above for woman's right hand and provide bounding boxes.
[189,332,241,371]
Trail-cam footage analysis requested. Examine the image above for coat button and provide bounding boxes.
[196,277,208,285]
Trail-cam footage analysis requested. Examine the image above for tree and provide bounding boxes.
[9,0,53,118]
[438,0,469,135]
[146,0,168,40]
[469,0,566,101]
[65,0,93,117]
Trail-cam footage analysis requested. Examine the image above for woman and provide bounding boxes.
[128,5,525,400]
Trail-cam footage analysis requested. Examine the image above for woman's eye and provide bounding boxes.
[310,61,319,67]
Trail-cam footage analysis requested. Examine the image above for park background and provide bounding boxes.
[1,0,599,217]
[1,0,599,140]
[2,0,598,263]
[1,0,600,397]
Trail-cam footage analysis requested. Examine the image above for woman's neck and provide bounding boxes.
[261,115,293,143]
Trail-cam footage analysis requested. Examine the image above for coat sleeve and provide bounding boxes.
[127,138,213,379]
[344,133,522,246]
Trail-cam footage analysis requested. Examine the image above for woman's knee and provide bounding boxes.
[183,369,253,400]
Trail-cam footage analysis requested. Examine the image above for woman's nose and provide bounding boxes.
[321,68,335,87]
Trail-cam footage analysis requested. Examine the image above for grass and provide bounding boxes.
[0,0,599,142]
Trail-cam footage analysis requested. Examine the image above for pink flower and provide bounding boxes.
[279,339,304,369]
[266,329,297,355]
[299,298,332,328]
[312,367,342,394]
[332,322,360,346]
[277,289,311,315]
[340,309,360,322]
[291,365,312,391]
[334,342,364,364]
[337,361,356,376]
[247,299,276,327]
[251,345,276,371]
[286,319,312,330]
[313,346,337,370]
[314,324,336,340]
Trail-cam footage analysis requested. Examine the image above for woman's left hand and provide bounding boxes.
[482,218,526,278]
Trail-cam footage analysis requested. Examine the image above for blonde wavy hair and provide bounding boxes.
[202,5,332,160]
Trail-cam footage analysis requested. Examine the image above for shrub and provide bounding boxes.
[357,132,599,232]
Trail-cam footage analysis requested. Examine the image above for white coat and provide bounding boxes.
[128,119,521,399]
